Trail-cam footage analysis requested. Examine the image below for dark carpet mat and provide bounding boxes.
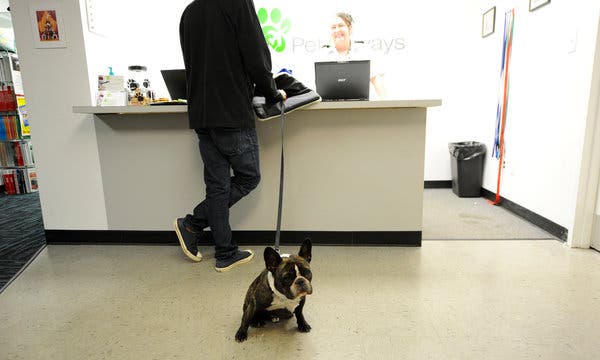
[0,192,46,291]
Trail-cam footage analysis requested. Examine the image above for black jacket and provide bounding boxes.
[179,0,282,129]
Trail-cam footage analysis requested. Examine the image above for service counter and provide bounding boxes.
[73,99,441,246]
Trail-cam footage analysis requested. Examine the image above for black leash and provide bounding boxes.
[274,101,286,253]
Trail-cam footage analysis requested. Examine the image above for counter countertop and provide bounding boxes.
[73,99,442,115]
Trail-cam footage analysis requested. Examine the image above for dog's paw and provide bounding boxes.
[297,322,311,333]
[235,329,248,342]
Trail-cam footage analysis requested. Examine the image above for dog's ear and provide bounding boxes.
[264,247,282,272]
[298,238,312,263]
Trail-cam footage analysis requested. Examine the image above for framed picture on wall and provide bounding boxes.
[482,7,496,38]
[529,0,551,12]
[29,2,67,48]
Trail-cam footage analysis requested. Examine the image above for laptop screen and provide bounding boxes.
[160,69,187,101]
[314,60,370,101]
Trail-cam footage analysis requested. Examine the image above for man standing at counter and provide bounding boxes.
[176,0,286,272]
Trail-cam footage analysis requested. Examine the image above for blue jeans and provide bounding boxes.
[184,128,261,260]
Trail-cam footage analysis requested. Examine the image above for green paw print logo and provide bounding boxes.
[258,8,291,53]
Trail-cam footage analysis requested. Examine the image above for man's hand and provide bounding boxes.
[278,89,287,101]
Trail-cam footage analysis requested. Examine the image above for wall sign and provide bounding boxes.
[29,1,67,48]
[482,7,496,38]
[258,7,291,53]
[529,0,550,12]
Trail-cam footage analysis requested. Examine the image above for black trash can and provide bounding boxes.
[448,141,486,197]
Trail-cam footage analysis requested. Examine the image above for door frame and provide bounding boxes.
[573,14,600,249]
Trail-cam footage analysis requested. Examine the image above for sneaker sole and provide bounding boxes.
[214,250,255,272]
[173,218,202,262]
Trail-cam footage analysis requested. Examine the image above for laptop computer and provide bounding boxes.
[160,69,187,103]
[314,60,370,101]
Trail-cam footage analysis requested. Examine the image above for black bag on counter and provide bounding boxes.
[252,73,321,121]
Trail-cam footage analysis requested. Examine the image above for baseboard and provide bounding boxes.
[424,180,452,189]
[481,188,568,241]
[45,230,421,247]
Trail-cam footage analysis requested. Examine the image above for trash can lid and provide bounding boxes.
[448,142,486,160]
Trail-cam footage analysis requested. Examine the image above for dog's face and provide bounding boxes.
[264,239,313,299]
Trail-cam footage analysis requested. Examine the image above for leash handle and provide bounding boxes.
[274,101,286,253]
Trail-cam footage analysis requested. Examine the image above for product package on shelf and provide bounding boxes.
[0,141,10,166]
[1,170,13,194]
[2,169,19,194]
[0,53,20,113]
[0,52,23,95]
[0,86,16,112]
[97,74,127,106]
[1,167,37,194]
[97,90,127,106]
[27,168,38,192]
[23,140,34,165]
[0,115,21,140]
[98,75,124,91]
[0,140,35,167]
[16,96,29,137]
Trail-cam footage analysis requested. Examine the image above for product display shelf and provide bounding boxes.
[0,52,37,195]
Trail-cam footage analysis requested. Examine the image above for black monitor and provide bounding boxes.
[160,69,187,101]
[314,60,370,101]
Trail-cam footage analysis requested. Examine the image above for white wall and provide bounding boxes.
[9,0,108,229]
[473,0,600,245]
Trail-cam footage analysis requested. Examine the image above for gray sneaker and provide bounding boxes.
[173,218,202,262]
[215,250,254,272]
